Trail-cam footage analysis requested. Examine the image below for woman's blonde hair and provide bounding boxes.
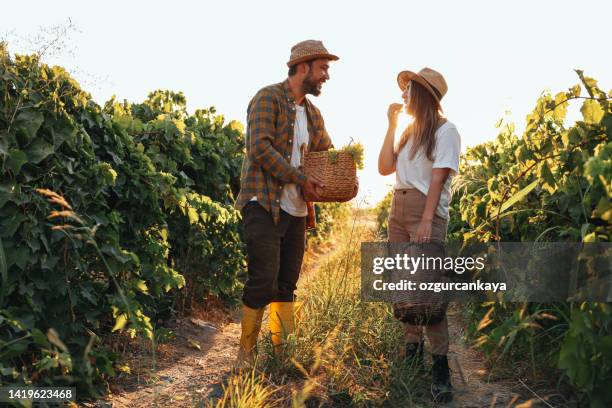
[395,81,444,161]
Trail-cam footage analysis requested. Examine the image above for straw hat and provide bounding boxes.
[397,67,447,102]
[287,40,339,67]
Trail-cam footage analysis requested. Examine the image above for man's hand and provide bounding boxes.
[302,175,325,201]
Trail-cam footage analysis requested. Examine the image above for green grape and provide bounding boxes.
[327,142,365,170]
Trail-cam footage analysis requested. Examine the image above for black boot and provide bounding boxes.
[405,341,424,370]
[431,354,452,403]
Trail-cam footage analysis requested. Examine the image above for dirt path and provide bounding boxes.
[96,313,240,407]
[93,212,566,407]
[445,306,574,407]
[445,308,519,408]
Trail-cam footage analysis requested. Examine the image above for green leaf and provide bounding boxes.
[581,99,604,124]
[498,180,538,215]
[36,355,58,372]
[582,76,599,94]
[570,84,581,98]
[26,138,55,164]
[0,238,7,307]
[558,334,580,372]
[1,212,28,238]
[101,245,136,265]
[575,70,600,98]
[31,328,51,348]
[0,338,29,360]
[592,197,612,222]
[14,110,44,141]
[561,131,570,147]
[580,223,590,238]
[0,366,17,377]
[52,119,77,146]
[134,280,149,294]
[188,206,199,224]
[567,127,583,144]
[0,183,17,210]
[6,149,27,174]
[112,314,128,332]
[0,138,9,157]
[540,162,556,192]
[553,92,568,122]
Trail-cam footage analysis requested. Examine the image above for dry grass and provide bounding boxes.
[211,209,431,407]
[211,370,281,408]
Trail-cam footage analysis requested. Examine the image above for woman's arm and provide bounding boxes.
[378,103,403,175]
[412,168,450,243]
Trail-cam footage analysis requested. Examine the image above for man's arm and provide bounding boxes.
[248,91,307,185]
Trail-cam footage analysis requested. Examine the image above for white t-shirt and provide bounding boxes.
[394,121,461,219]
[279,104,309,217]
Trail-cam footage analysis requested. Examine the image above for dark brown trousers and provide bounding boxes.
[241,202,306,309]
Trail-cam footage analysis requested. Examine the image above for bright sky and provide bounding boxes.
[3,0,610,205]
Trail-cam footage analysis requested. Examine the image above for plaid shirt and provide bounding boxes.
[235,79,333,224]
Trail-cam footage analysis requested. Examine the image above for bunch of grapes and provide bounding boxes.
[328,142,364,170]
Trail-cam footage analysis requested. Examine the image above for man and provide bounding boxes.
[234,40,355,363]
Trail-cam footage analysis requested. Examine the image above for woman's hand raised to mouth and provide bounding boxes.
[387,103,403,127]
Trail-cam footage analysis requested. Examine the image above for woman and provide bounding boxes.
[377,67,461,403]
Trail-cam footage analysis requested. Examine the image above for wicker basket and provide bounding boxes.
[390,241,449,326]
[302,150,356,202]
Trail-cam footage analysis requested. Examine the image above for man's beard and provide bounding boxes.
[302,73,321,96]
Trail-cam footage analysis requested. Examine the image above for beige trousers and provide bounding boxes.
[387,188,450,355]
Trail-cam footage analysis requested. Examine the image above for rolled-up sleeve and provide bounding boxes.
[433,126,461,177]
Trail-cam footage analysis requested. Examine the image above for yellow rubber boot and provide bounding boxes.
[269,301,296,352]
[235,305,265,367]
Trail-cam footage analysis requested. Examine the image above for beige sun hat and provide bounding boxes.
[397,67,448,102]
[287,40,339,67]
